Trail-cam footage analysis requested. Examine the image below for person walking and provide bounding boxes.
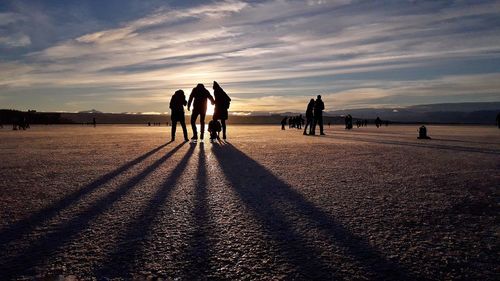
[212,81,231,139]
[303,99,314,135]
[312,95,325,135]
[188,83,214,140]
[170,89,189,141]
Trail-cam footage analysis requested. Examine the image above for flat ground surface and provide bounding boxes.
[0,124,498,280]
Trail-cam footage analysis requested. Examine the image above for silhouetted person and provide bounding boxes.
[93,118,96,128]
[188,83,214,140]
[497,112,500,128]
[417,125,431,139]
[364,119,368,127]
[297,114,303,129]
[148,122,151,126]
[375,117,382,128]
[170,89,189,141]
[208,118,222,141]
[328,122,331,128]
[312,95,325,135]
[213,81,231,139]
[281,117,287,130]
[303,99,314,135]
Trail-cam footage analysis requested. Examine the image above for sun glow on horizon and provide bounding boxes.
[206,104,215,116]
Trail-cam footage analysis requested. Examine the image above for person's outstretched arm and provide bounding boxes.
[207,92,215,105]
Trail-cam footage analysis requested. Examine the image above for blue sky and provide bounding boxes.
[1,0,499,113]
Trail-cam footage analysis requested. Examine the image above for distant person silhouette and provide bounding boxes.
[212,81,231,139]
[281,117,287,130]
[93,117,96,128]
[170,89,189,141]
[497,112,500,128]
[375,117,382,128]
[328,122,331,128]
[208,118,222,141]
[188,83,214,140]
[417,125,431,139]
[312,95,325,135]
[303,99,315,135]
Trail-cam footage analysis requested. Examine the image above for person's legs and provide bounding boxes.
[303,119,310,135]
[199,111,206,139]
[311,119,317,135]
[319,116,324,134]
[180,118,188,140]
[191,111,199,138]
[221,119,227,139]
[171,120,177,140]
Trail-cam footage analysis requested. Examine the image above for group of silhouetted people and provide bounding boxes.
[169,81,231,142]
[11,117,30,131]
[281,115,305,130]
[303,95,325,135]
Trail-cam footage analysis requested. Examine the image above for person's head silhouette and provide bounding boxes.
[213,81,220,90]
[317,95,322,100]
[197,83,205,89]
[175,89,184,96]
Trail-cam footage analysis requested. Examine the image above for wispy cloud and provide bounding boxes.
[0,0,499,112]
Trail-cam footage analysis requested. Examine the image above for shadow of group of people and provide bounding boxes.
[169,81,231,142]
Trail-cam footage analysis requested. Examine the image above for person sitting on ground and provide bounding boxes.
[417,125,431,139]
[208,119,222,141]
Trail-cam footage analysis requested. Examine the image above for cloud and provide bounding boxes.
[0,33,31,47]
[0,12,26,26]
[1,0,500,112]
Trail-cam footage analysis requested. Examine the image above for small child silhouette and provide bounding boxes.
[208,119,222,141]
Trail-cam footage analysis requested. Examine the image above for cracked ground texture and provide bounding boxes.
[0,125,498,280]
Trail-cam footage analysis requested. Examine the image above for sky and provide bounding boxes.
[1,0,500,114]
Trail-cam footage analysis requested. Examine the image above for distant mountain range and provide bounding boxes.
[325,102,500,123]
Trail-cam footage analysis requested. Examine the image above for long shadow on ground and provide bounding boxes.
[0,142,170,253]
[94,143,195,279]
[212,142,418,280]
[0,142,185,279]
[180,142,214,279]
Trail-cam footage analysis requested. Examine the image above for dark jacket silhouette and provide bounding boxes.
[170,90,187,121]
[314,98,324,117]
[304,99,315,135]
[212,81,231,139]
[312,95,325,135]
[169,89,188,141]
[188,84,214,139]
[213,81,231,120]
[188,84,214,114]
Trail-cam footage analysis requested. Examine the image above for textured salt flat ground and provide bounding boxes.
[0,124,498,280]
